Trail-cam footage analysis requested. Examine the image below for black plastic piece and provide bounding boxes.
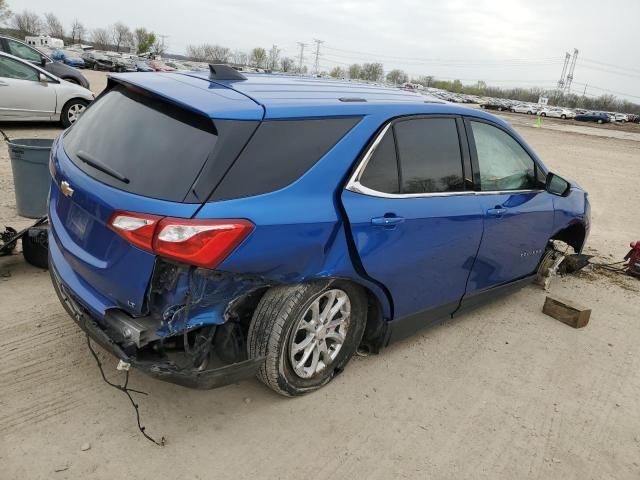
[208,64,248,81]
[339,97,367,102]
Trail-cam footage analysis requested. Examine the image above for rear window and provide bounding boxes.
[210,117,360,201]
[63,85,218,202]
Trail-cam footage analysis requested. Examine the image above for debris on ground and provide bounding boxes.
[80,443,91,452]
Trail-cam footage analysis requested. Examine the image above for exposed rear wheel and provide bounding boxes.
[248,281,367,396]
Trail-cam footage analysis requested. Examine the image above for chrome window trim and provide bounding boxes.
[345,121,545,199]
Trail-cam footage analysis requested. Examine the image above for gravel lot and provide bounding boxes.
[1,70,639,479]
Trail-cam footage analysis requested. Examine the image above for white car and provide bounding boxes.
[510,104,537,114]
[538,107,575,119]
[614,113,629,123]
[0,51,94,127]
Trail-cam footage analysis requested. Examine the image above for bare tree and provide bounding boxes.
[111,22,133,52]
[267,45,280,71]
[43,12,65,38]
[0,0,11,24]
[280,57,294,72]
[232,49,248,66]
[10,10,42,36]
[250,47,267,69]
[91,28,110,50]
[153,36,168,56]
[70,19,86,43]
[186,44,206,61]
[203,44,231,63]
[360,63,384,82]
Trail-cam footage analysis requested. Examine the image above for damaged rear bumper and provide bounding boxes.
[50,262,265,389]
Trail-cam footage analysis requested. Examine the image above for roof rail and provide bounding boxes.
[208,64,247,81]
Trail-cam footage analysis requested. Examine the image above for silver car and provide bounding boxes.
[0,51,94,127]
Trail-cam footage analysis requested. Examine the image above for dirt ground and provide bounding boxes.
[1,71,640,479]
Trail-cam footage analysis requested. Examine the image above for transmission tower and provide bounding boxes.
[564,48,579,95]
[312,39,324,74]
[556,52,570,90]
[296,42,307,73]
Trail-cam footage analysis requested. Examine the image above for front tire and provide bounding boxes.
[248,281,367,396]
[561,114,566,119]
[60,99,88,128]
[541,112,546,117]
[597,119,603,124]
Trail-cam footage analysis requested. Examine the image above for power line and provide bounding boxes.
[572,82,640,100]
[322,45,560,65]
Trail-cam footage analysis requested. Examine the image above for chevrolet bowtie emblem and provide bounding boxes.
[60,180,74,198]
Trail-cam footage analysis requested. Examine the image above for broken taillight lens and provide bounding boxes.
[108,211,254,269]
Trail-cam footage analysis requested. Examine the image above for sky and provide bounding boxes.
[13,0,640,102]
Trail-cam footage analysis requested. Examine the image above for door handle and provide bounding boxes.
[486,206,508,217]
[0,81,8,87]
[371,215,405,226]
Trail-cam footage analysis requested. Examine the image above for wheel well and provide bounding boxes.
[231,279,388,354]
[551,223,586,253]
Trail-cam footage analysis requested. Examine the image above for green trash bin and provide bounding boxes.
[5,136,54,219]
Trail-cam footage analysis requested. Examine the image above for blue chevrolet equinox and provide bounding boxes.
[49,65,590,396]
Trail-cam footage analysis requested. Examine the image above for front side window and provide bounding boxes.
[358,128,399,194]
[6,39,43,63]
[0,56,38,81]
[470,121,538,191]
[394,118,464,194]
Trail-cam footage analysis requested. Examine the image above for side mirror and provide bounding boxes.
[39,73,49,82]
[40,57,47,67]
[545,172,571,197]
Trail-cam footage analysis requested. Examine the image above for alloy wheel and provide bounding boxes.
[288,289,351,379]
[67,103,86,124]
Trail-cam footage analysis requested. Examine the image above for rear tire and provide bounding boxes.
[248,281,367,396]
[561,114,566,119]
[22,226,48,269]
[541,112,546,117]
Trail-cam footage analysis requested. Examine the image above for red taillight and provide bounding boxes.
[108,211,254,269]
[108,211,161,251]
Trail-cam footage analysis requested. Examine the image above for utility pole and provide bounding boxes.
[557,52,570,91]
[583,84,588,96]
[564,48,579,95]
[312,39,324,75]
[296,42,307,73]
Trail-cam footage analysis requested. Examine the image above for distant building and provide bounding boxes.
[24,35,64,49]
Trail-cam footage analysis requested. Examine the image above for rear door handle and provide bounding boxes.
[487,206,507,217]
[371,216,405,226]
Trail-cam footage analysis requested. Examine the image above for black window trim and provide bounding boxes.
[463,116,547,195]
[346,114,476,199]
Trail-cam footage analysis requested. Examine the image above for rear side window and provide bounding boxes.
[210,118,360,201]
[64,85,218,202]
[359,128,399,194]
[394,118,464,194]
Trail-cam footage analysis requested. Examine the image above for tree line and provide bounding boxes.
[1,0,637,114]
[0,3,162,55]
